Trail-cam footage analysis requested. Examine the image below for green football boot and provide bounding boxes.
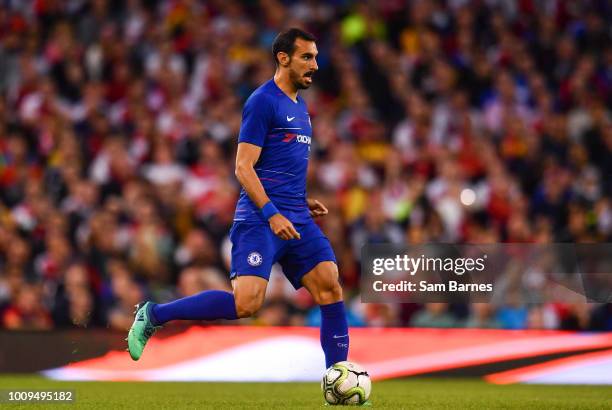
[127,301,161,361]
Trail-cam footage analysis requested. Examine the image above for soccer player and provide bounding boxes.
[127,28,349,370]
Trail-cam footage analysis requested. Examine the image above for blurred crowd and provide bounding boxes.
[0,0,611,332]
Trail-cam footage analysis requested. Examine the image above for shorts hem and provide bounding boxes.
[229,272,271,282]
[291,258,337,290]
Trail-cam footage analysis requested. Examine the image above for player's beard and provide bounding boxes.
[289,66,313,90]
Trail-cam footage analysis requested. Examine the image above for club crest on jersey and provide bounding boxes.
[247,252,263,266]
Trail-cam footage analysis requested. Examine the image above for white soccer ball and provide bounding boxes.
[321,361,371,405]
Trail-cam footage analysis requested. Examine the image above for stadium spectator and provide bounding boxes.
[409,303,457,328]
[0,0,610,331]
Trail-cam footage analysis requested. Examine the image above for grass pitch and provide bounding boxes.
[0,375,609,409]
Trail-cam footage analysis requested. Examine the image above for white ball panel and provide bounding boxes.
[325,368,342,384]
[358,374,372,399]
[336,373,358,394]
[325,389,339,405]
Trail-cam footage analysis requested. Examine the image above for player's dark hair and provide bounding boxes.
[272,28,317,65]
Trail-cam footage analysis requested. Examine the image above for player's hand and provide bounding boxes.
[269,213,301,240]
[307,198,328,218]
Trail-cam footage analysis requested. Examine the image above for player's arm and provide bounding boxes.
[235,142,301,240]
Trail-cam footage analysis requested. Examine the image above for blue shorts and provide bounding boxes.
[229,220,336,289]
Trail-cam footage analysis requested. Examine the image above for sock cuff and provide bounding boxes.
[149,302,161,326]
[320,300,345,316]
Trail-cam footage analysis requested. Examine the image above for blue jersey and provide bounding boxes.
[234,79,312,224]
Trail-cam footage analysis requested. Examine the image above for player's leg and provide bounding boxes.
[150,289,238,324]
[153,272,269,320]
[150,223,276,323]
[232,275,267,318]
[128,222,277,360]
[151,275,267,323]
[279,220,348,368]
[127,277,268,361]
[302,261,349,369]
[127,288,240,360]
[151,271,267,322]
[127,276,268,361]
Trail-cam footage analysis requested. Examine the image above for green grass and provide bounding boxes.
[0,375,610,409]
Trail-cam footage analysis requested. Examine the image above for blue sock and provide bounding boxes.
[150,290,238,325]
[320,301,349,368]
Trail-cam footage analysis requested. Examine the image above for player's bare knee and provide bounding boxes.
[234,289,265,318]
[232,276,267,318]
[235,298,263,318]
[314,279,343,305]
[235,304,255,319]
[326,280,343,304]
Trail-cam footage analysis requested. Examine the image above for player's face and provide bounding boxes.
[288,38,318,89]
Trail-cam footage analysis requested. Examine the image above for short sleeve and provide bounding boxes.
[238,93,275,147]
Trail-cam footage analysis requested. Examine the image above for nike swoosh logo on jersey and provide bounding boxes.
[287,116,295,122]
[332,334,348,339]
